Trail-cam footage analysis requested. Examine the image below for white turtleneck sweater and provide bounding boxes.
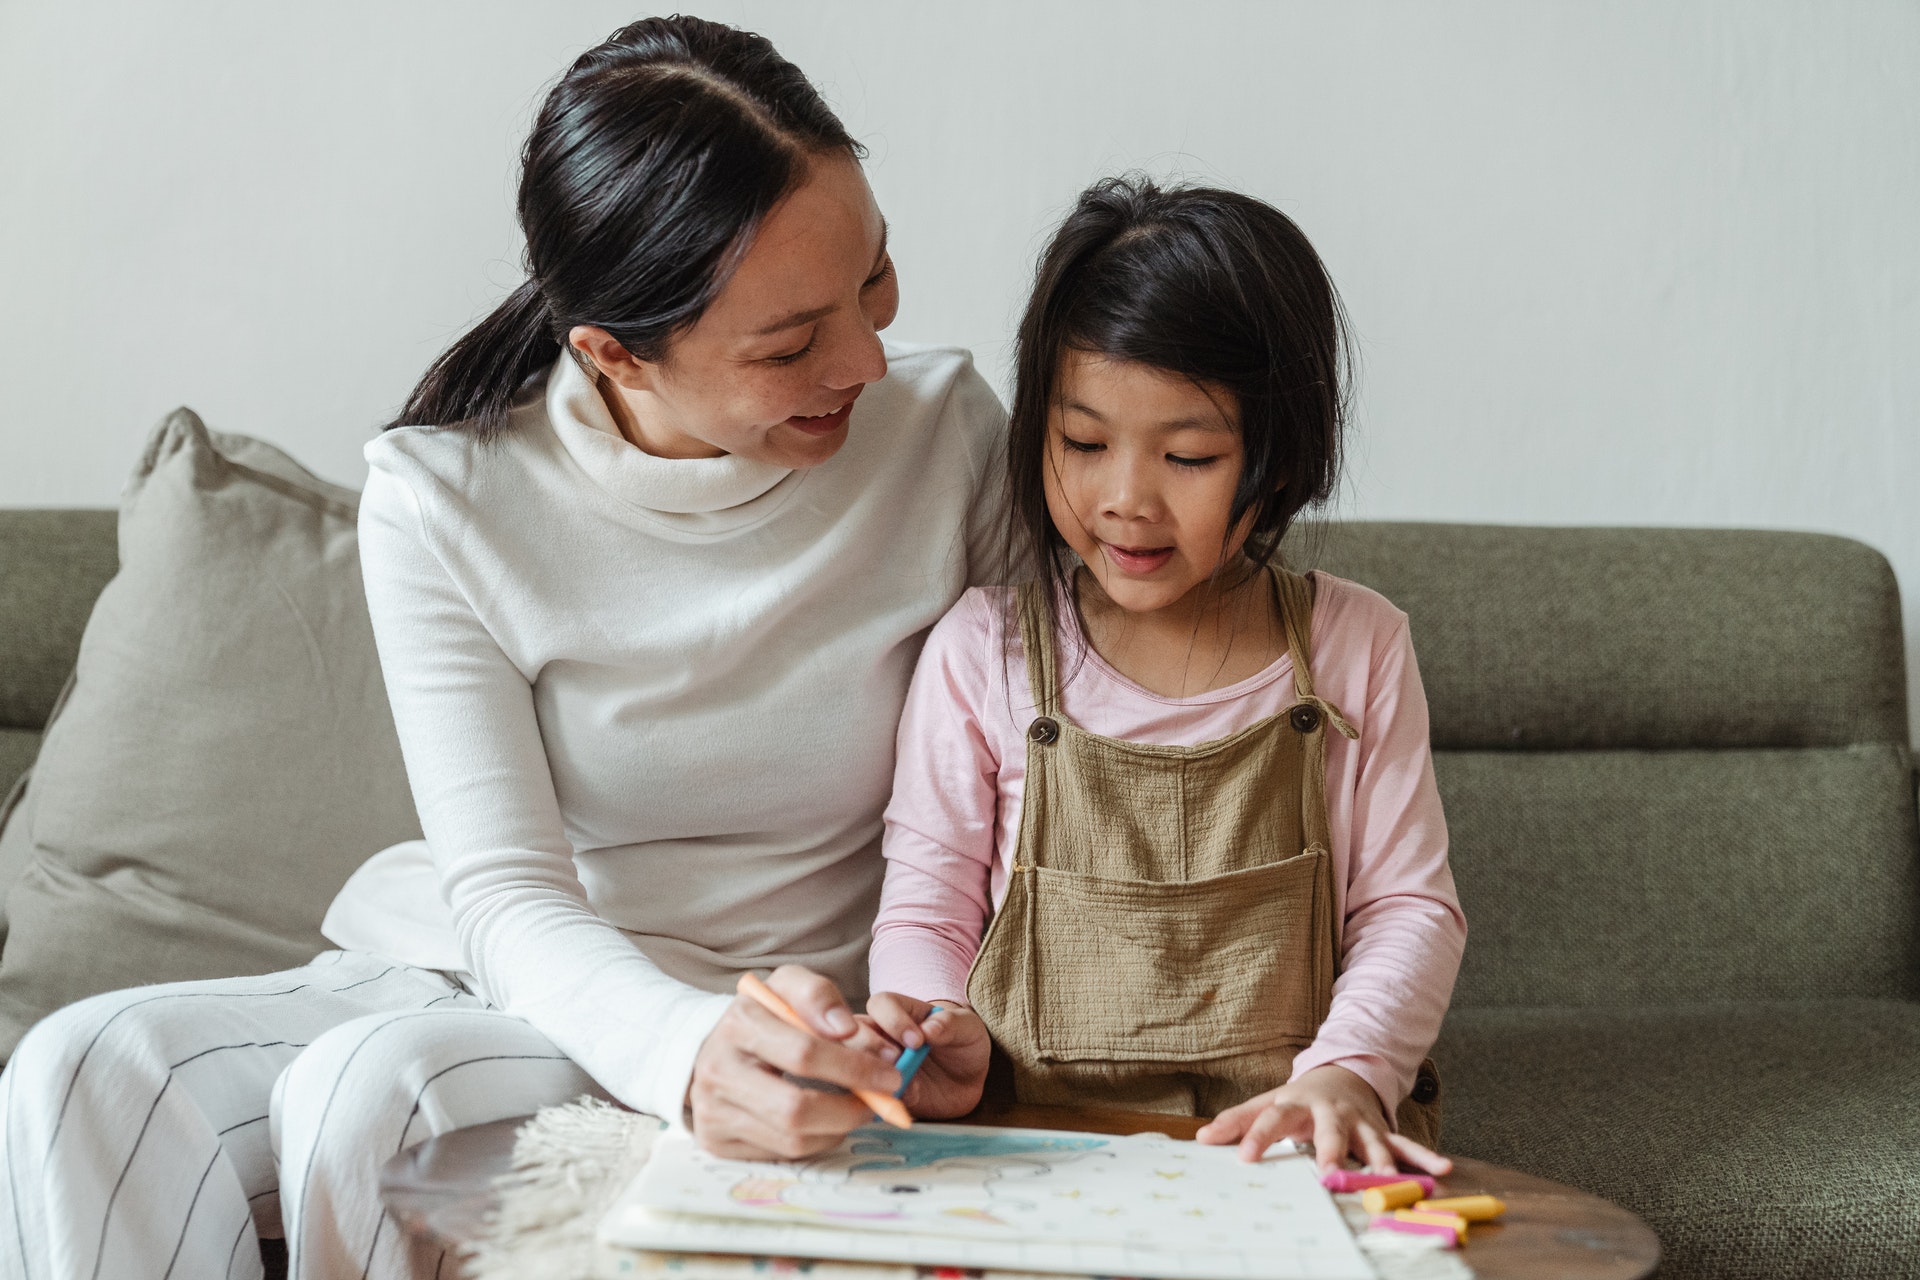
[322,344,1005,1123]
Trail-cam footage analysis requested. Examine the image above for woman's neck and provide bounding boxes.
[1071,560,1289,699]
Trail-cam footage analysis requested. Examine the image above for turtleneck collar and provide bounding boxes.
[543,353,796,518]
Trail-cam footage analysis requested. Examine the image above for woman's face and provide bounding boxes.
[575,152,898,469]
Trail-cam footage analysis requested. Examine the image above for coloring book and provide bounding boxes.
[597,1123,1375,1280]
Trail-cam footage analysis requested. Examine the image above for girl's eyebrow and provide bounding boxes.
[749,221,891,337]
[1062,400,1232,433]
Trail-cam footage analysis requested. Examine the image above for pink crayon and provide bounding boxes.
[1369,1215,1459,1249]
[1321,1170,1438,1195]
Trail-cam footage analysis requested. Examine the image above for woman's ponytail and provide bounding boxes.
[389,279,558,437]
[386,16,861,438]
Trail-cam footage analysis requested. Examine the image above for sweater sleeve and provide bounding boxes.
[870,592,1003,1003]
[357,465,731,1124]
[1287,618,1467,1122]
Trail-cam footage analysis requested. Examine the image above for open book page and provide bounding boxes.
[598,1124,1374,1280]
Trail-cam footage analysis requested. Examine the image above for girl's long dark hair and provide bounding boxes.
[1001,175,1352,617]
[390,16,861,435]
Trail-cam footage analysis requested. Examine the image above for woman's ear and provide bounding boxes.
[568,325,658,392]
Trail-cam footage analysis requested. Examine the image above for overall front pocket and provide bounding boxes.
[1025,850,1328,1063]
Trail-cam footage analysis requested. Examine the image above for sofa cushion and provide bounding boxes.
[1436,745,1920,1006]
[0,509,117,800]
[0,409,421,1058]
[1434,1000,1920,1280]
[1304,523,1909,750]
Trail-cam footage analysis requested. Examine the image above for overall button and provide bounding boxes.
[1288,704,1322,734]
[1027,716,1060,745]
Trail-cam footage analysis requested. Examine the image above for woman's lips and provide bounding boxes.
[784,397,856,436]
[1102,542,1175,575]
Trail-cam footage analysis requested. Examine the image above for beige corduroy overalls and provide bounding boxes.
[966,568,1441,1145]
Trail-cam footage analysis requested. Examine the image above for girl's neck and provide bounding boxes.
[1071,559,1289,699]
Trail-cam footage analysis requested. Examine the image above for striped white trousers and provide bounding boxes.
[0,951,609,1280]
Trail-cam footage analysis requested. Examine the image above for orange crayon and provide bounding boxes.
[1415,1194,1506,1222]
[736,973,913,1129]
[1360,1181,1428,1213]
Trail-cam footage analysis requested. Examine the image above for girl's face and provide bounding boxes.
[1043,351,1251,615]
[573,152,899,469]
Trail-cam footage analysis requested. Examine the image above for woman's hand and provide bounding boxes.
[687,965,902,1160]
[1194,1064,1454,1175]
[865,992,991,1119]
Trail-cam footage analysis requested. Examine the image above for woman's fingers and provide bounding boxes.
[767,964,858,1039]
[1386,1132,1454,1176]
[736,996,900,1096]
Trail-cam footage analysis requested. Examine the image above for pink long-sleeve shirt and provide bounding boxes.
[870,573,1467,1113]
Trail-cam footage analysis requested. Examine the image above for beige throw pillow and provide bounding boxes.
[0,409,421,1057]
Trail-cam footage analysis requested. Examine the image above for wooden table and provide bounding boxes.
[382,1104,1659,1279]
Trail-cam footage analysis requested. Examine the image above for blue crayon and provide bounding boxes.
[892,1004,946,1096]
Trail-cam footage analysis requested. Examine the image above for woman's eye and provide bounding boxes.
[1061,437,1103,454]
[1168,454,1220,468]
[766,339,815,366]
[862,257,895,289]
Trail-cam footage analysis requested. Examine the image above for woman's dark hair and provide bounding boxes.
[1001,174,1351,611]
[390,15,862,435]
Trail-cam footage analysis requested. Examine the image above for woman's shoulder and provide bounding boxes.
[870,342,1005,450]
[363,377,556,507]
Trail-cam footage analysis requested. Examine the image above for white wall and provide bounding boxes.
[3,1,1917,733]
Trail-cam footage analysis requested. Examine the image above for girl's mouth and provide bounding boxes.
[784,396,857,436]
[1102,543,1175,575]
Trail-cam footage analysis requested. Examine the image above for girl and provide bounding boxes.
[866,177,1465,1174]
[1,17,1002,1280]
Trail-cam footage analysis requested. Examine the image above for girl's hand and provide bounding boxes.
[865,992,991,1119]
[1194,1065,1454,1176]
[688,965,902,1160]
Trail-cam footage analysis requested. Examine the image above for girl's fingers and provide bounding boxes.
[1194,1095,1265,1145]
[1386,1132,1454,1176]
[1237,1100,1308,1162]
[1354,1121,1397,1174]
[865,992,934,1046]
[1309,1104,1350,1173]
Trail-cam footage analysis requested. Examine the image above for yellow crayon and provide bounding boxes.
[1359,1181,1428,1214]
[1415,1194,1506,1222]
[1392,1209,1469,1245]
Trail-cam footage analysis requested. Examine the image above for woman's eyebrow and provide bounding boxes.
[749,221,891,337]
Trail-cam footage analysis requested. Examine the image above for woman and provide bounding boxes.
[0,17,1003,1280]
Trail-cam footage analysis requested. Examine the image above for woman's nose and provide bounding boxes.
[821,319,887,391]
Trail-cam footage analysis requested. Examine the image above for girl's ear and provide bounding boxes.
[568,325,659,392]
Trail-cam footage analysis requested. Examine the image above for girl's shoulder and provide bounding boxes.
[1306,570,1417,666]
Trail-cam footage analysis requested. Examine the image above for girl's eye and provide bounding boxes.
[766,338,815,366]
[1061,437,1103,454]
[1169,454,1221,469]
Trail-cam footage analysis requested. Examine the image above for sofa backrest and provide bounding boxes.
[1304,522,1919,1009]
[0,511,117,800]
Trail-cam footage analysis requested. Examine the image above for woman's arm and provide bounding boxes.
[359,468,895,1140]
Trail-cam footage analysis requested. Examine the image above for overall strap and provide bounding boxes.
[1016,581,1062,718]
[1271,567,1358,740]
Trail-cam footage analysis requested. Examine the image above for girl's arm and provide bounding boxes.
[1288,615,1465,1113]
[869,592,1005,1003]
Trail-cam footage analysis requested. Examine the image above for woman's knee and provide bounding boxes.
[274,1007,599,1166]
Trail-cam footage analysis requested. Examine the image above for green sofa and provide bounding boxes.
[3,510,1916,1279]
